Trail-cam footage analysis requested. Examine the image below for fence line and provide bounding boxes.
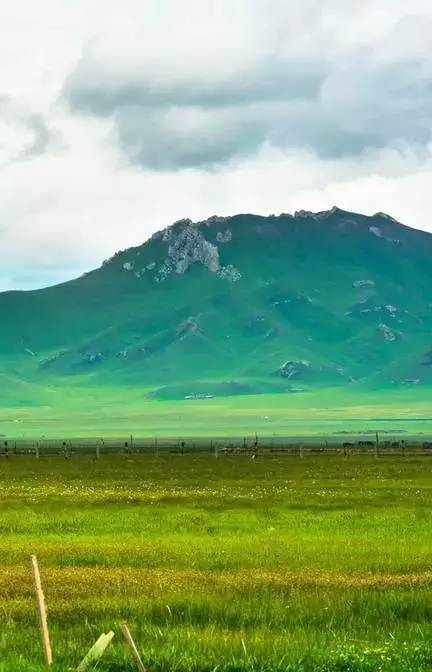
[2,434,432,458]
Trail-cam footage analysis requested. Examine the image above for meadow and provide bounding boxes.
[2,385,432,438]
[1,453,432,671]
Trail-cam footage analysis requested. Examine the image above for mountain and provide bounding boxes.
[2,207,432,403]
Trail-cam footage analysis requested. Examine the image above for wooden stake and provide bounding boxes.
[30,555,53,666]
[121,623,147,672]
[76,631,114,671]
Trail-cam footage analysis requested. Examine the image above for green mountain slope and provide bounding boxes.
[2,207,432,401]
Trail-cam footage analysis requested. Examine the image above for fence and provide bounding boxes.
[2,434,432,458]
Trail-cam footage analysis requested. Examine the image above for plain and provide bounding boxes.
[1,453,432,671]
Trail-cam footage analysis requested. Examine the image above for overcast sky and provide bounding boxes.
[1,1,432,291]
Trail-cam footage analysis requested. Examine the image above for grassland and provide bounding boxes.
[1,453,432,671]
[1,385,432,438]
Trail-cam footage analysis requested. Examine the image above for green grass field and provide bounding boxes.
[2,453,432,671]
[1,385,432,439]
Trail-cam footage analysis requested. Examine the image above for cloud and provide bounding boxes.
[63,3,432,169]
[0,97,53,165]
[1,0,432,290]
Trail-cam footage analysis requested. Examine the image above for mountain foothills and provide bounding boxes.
[2,207,432,403]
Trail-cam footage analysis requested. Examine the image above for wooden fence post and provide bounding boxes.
[30,555,53,666]
[121,623,146,671]
[76,631,114,671]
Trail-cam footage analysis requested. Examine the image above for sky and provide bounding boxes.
[1,1,432,291]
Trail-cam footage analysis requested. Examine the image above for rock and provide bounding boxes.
[123,261,134,271]
[83,352,103,364]
[374,212,399,223]
[378,323,397,342]
[173,218,193,226]
[156,222,219,281]
[360,307,381,314]
[162,228,173,242]
[263,327,278,340]
[202,215,228,226]
[216,229,232,243]
[353,279,375,288]
[176,316,201,339]
[271,298,291,306]
[293,206,343,221]
[384,304,398,316]
[279,360,312,379]
[294,210,316,219]
[217,265,242,282]
[40,352,62,368]
[369,225,383,238]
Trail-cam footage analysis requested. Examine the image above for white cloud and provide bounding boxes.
[0,1,432,290]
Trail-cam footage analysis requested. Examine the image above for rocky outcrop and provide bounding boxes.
[155,223,219,282]
[293,206,343,221]
[378,323,398,342]
[369,225,383,238]
[202,215,229,227]
[217,265,241,282]
[216,229,232,243]
[353,279,375,288]
[279,360,312,379]
[294,210,316,219]
[82,352,103,364]
[176,316,202,339]
[384,304,397,315]
[152,221,242,284]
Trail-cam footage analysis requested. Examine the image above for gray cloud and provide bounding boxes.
[62,10,432,170]
[65,57,325,112]
[0,96,53,164]
[21,114,53,159]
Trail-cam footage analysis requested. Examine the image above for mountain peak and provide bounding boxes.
[293,205,346,220]
[103,207,408,287]
[373,212,400,224]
